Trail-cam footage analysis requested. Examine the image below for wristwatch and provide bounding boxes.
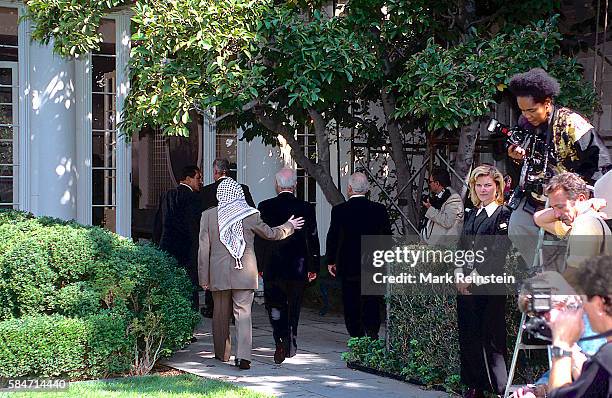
[551,345,573,359]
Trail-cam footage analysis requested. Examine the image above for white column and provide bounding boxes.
[115,13,131,237]
[29,40,77,220]
[237,126,247,183]
[75,54,92,225]
[202,109,216,184]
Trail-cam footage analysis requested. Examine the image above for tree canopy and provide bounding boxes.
[24,0,601,209]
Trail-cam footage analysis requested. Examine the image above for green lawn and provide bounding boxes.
[1,374,271,398]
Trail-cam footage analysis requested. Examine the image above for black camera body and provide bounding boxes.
[518,279,583,341]
[487,119,531,148]
[487,119,556,206]
[519,279,554,341]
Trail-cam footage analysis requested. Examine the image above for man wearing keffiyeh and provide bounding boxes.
[198,177,304,370]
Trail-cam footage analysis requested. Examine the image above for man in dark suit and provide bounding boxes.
[200,158,255,317]
[255,168,320,364]
[326,172,392,339]
[200,158,255,210]
[158,165,203,310]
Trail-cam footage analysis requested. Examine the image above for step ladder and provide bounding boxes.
[503,206,565,398]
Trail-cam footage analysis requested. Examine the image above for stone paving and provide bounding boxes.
[162,303,449,398]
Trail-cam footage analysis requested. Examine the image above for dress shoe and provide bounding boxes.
[462,388,485,398]
[274,342,286,364]
[235,358,251,370]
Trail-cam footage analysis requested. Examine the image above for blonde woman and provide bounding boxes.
[456,165,512,398]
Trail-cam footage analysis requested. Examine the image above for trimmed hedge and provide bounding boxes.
[0,313,130,378]
[0,210,200,378]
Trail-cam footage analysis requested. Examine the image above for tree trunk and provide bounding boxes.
[252,107,345,205]
[380,89,418,233]
[452,120,480,198]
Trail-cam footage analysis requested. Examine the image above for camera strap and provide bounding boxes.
[578,329,612,342]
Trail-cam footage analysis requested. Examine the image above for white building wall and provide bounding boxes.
[240,135,285,206]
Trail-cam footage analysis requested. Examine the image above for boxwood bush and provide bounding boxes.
[0,210,200,378]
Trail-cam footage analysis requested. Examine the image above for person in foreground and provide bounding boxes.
[198,178,304,370]
[547,255,612,397]
[456,165,512,398]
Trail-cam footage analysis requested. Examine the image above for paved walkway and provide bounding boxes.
[163,303,449,398]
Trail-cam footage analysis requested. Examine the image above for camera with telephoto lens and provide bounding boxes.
[487,118,555,207]
[487,119,531,148]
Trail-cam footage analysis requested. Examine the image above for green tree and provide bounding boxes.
[24,0,599,213]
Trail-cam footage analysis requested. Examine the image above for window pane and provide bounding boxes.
[0,177,13,204]
[0,141,12,163]
[92,206,116,233]
[92,57,116,94]
[0,163,12,176]
[92,169,116,206]
[0,86,11,103]
[0,127,13,141]
[92,130,116,168]
[0,68,11,85]
[0,7,18,62]
[92,93,116,130]
[0,104,13,125]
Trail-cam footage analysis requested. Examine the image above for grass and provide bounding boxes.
[1,374,271,398]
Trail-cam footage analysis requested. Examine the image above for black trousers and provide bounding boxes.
[341,279,382,339]
[264,280,305,349]
[456,293,508,394]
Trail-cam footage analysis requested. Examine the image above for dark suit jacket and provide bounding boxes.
[458,204,512,279]
[255,192,320,282]
[325,196,392,280]
[200,177,255,211]
[158,184,201,268]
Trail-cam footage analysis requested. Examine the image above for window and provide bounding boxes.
[216,126,238,179]
[296,126,317,204]
[91,19,117,231]
[0,7,18,209]
[150,130,175,207]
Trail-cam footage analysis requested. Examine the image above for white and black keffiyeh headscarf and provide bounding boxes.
[217,178,259,269]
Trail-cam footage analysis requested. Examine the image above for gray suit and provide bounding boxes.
[198,208,294,361]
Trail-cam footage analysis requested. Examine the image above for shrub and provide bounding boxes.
[0,312,132,378]
[0,210,199,378]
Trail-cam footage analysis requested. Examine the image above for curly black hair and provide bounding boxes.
[508,68,561,103]
[576,255,612,316]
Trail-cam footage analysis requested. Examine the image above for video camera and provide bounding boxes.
[518,279,582,341]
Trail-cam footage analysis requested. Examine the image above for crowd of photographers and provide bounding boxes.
[420,68,612,398]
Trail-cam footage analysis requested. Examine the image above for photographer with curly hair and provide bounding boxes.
[506,68,611,268]
[546,255,612,397]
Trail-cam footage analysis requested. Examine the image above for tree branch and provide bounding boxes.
[252,105,344,205]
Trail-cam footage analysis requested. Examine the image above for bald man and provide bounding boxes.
[325,172,392,339]
[255,168,320,363]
